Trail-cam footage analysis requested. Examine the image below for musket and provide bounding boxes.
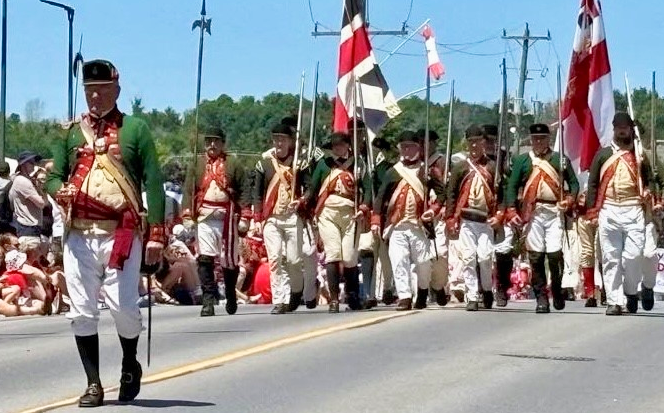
[423,68,437,257]
[191,0,211,213]
[625,72,644,197]
[307,62,319,163]
[495,58,507,192]
[557,64,570,248]
[651,71,656,171]
[291,72,306,202]
[147,273,152,367]
[443,80,455,185]
[72,34,83,118]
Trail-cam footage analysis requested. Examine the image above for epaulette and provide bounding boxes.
[261,148,275,160]
[60,118,81,130]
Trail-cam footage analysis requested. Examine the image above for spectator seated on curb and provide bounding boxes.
[0,249,51,316]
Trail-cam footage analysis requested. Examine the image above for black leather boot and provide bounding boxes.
[547,251,565,311]
[414,288,428,309]
[223,268,239,315]
[197,255,217,317]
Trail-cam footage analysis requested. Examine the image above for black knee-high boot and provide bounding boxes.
[495,252,513,307]
[326,262,341,313]
[75,334,101,386]
[547,251,565,310]
[223,267,239,315]
[359,250,375,300]
[197,255,216,317]
[528,251,549,313]
[344,266,362,310]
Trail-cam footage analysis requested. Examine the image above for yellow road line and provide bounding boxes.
[19,310,416,413]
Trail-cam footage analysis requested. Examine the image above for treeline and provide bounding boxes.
[4,88,661,184]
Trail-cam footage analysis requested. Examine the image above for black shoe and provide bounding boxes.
[200,294,215,317]
[382,290,397,306]
[396,298,412,311]
[118,362,142,402]
[495,289,508,307]
[536,296,550,314]
[642,287,655,311]
[363,298,378,310]
[482,291,494,310]
[466,301,479,311]
[414,289,428,309]
[271,304,288,315]
[288,291,303,312]
[626,295,638,314]
[79,383,104,407]
[225,297,238,315]
[584,297,597,308]
[328,301,340,313]
[305,299,317,309]
[346,293,363,311]
[606,304,622,316]
[553,296,566,311]
[433,289,448,307]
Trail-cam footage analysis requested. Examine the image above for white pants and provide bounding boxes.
[599,204,645,306]
[494,224,514,255]
[373,237,394,299]
[64,230,143,338]
[302,221,318,302]
[388,222,433,300]
[317,206,357,266]
[430,220,449,291]
[562,226,580,289]
[459,219,494,302]
[263,214,303,305]
[642,221,658,289]
[197,212,239,269]
[525,204,563,253]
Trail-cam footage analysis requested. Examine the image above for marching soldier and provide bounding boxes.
[505,124,579,313]
[46,60,166,407]
[586,112,654,315]
[306,132,371,313]
[483,124,514,307]
[186,127,252,317]
[445,125,498,311]
[418,128,449,306]
[253,123,310,314]
[371,131,445,310]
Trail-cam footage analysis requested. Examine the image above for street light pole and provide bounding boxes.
[40,0,74,121]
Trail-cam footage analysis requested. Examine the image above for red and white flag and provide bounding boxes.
[560,0,614,172]
[333,0,401,139]
[422,24,445,80]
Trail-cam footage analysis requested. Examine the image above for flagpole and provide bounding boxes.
[353,76,359,216]
[424,69,431,207]
[443,80,455,183]
[378,18,430,67]
[625,73,644,197]
[191,0,211,213]
[652,71,656,169]
[307,61,319,162]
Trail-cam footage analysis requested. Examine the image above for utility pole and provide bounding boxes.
[531,96,543,122]
[312,0,407,37]
[503,23,550,155]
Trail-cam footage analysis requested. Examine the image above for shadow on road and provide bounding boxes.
[106,399,216,408]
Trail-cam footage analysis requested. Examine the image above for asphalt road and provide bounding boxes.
[4,300,664,413]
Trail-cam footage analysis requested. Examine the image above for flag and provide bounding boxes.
[422,24,445,80]
[333,0,401,139]
[560,0,614,172]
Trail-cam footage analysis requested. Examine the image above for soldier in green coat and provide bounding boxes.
[46,60,166,407]
[505,123,579,313]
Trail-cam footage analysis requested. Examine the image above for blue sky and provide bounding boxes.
[6,0,664,119]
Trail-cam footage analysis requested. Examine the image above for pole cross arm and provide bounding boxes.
[40,0,74,14]
[192,18,212,34]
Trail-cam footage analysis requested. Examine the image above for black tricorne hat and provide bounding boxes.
[322,132,351,149]
[347,118,366,131]
[372,137,391,151]
[482,124,498,138]
[465,125,485,139]
[202,126,226,141]
[529,123,550,135]
[612,112,635,127]
[271,123,294,138]
[397,130,420,145]
[415,128,440,142]
[82,59,119,85]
